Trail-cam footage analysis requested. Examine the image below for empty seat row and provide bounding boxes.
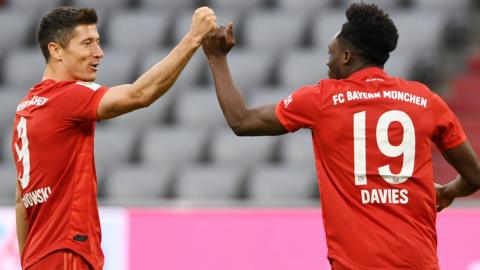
[1,119,315,175]
[101,164,317,206]
[0,7,448,57]
[92,125,314,174]
[0,0,471,12]
[0,47,422,89]
[0,162,318,207]
[104,8,447,52]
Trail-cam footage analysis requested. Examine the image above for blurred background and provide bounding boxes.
[0,0,479,269]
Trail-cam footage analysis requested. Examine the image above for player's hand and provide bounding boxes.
[202,21,236,58]
[435,183,455,212]
[188,7,217,46]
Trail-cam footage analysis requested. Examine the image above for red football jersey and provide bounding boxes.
[276,67,466,269]
[11,80,108,269]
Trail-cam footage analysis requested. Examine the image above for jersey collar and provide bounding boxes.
[346,67,389,81]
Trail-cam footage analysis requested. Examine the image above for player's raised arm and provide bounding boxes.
[97,7,217,120]
[202,22,288,136]
[435,141,480,212]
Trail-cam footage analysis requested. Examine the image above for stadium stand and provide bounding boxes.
[0,90,23,139]
[94,49,137,86]
[94,126,138,180]
[246,86,293,105]
[108,89,175,128]
[243,10,310,50]
[5,0,63,13]
[3,48,45,88]
[140,126,209,166]
[278,130,316,168]
[173,164,245,206]
[277,49,329,87]
[71,0,131,10]
[311,10,348,51]
[277,0,332,12]
[207,0,268,12]
[0,163,15,204]
[101,164,174,206]
[106,9,171,51]
[141,0,197,11]
[0,9,36,52]
[205,48,276,89]
[210,128,278,166]
[138,49,205,88]
[246,165,318,206]
[0,0,479,207]
[174,87,226,128]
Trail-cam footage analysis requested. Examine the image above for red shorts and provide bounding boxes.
[26,249,93,270]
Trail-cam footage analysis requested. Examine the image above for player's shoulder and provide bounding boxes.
[284,81,320,97]
[396,77,435,96]
[35,80,104,93]
[67,81,104,91]
[317,78,351,94]
[295,83,321,93]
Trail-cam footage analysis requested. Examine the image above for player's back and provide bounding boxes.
[308,68,463,268]
[12,80,107,269]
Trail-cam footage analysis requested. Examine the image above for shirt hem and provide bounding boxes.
[22,242,102,270]
[328,251,439,270]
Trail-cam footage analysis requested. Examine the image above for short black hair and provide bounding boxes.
[338,2,398,66]
[38,7,98,62]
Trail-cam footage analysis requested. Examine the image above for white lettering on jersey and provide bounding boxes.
[332,94,345,105]
[283,94,293,108]
[22,186,52,208]
[330,90,427,108]
[383,90,427,108]
[365,78,384,83]
[16,96,49,112]
[75,81,101,91]
[347,91,382,101]
[361,189,409,204]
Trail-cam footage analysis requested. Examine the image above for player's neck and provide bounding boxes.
[42,63,75,82]
[346,63,383,78]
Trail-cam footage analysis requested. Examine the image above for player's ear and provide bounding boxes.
[48,42,64,62]
[342,49,352,65]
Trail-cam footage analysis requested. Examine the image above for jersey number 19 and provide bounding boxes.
[353,110,416,186]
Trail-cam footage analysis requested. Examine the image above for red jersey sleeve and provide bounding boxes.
[431,94,466,151]
[59,82,108,121]
[275,85,320,132]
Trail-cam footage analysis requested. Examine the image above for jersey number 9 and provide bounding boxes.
[15,116,30,189]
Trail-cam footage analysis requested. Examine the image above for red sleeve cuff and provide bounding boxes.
[275,101,296,132]
[438,135,467,152]
[91,87,108,121]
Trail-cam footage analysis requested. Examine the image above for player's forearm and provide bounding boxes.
[15,190,28,256]
[443,175,479,198]
[441,142,480,197]
[207,56,252,133]
[131,33,202,106]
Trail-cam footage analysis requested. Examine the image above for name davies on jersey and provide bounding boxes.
[332,90,427,108]
[361,188,409,204]
[22,186,52,208]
